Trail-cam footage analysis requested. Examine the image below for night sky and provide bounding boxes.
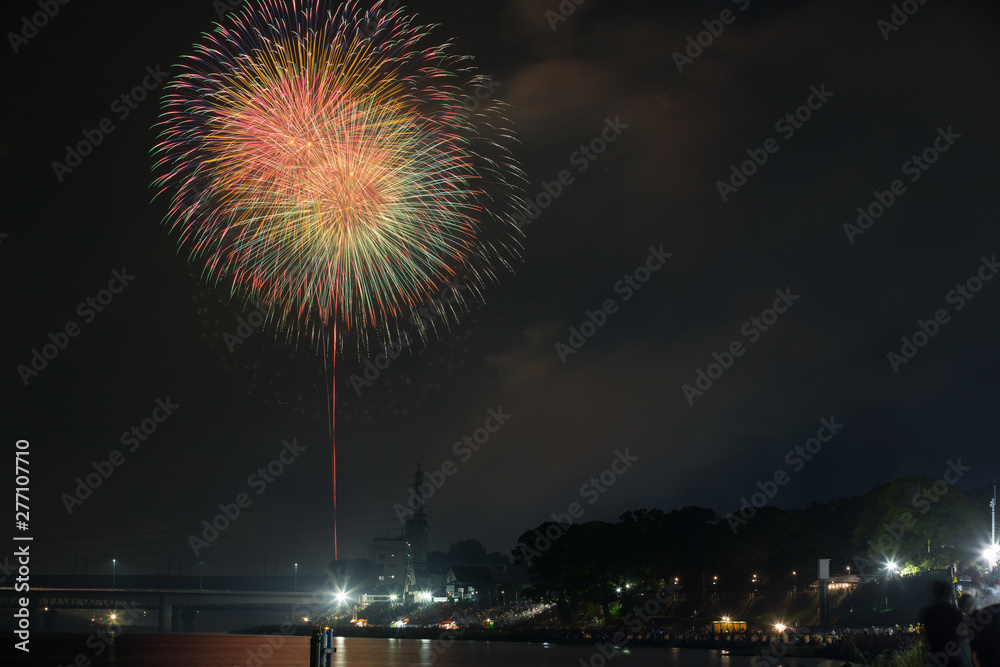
[3,0,999,581]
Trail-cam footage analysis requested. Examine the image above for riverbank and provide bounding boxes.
[235,623,883,663]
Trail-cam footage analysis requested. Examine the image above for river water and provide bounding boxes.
[3,634,861,666]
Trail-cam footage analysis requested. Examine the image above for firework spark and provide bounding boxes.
[152,0,525,560]
[153,0,524,350]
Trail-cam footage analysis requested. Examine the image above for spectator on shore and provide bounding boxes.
[919,580,970,667]
[968,606,1000,667]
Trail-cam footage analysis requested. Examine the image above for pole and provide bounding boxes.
[990,484,1000,570]
[991,484,996,550]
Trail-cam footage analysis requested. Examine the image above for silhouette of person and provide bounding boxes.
[919,580,970,667]
[968,607,1000,667]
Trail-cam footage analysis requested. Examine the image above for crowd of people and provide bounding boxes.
[233,577,1000,665]
[918,581,999,667]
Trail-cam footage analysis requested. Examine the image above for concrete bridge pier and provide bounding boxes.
[158,595,172,633]
[180,610,197,632]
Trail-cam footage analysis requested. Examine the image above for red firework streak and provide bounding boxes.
[331,321,338,561]
[152,0,526,567]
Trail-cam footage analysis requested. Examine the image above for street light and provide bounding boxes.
[982,543,999,570]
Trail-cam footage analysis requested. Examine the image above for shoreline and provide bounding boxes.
[231,624,874,662]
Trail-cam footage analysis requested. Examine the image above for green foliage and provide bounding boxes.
[509,480,991,626]
[872,642,924,667]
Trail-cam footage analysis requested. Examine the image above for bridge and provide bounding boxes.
[1,574,342,632]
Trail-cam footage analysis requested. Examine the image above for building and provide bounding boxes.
[444,565,496,602]
[404,466,430,573]
[370,537,411,592]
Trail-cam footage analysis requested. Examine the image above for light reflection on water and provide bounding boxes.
[4,634,860,667]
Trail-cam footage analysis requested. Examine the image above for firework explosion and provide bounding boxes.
[153,0,524,350]
[152,0,525,558]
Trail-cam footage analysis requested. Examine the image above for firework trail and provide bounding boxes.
[153,0,525,559]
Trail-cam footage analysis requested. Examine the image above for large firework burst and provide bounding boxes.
[152,0,525,559]
[153,0,524,351]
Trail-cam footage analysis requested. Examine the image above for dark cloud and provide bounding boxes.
[3,0,998,574]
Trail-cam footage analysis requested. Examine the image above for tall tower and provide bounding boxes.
[404,464,429,572]
[991,484,997,571]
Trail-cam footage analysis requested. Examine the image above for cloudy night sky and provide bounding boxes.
[3,0,999,580]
